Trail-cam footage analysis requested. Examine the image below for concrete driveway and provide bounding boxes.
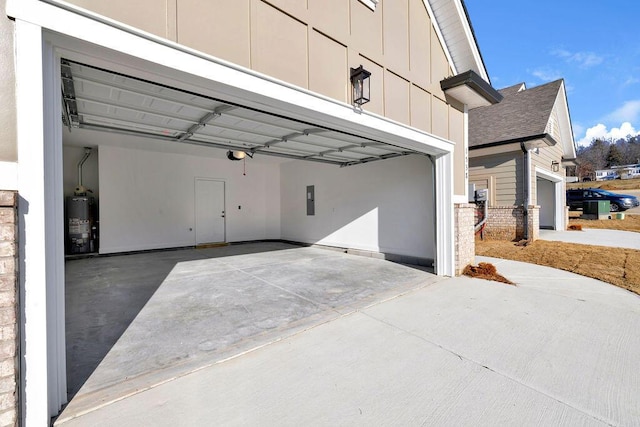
[540,228,640,249]
[623,189,640,215]
[58,257,640,426]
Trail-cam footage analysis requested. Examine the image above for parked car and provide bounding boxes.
[566,189,640,212]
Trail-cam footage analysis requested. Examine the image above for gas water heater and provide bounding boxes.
[66,147,97,254]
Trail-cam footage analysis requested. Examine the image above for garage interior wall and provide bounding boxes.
[65,137,434,260]
[63,145,99,199]
[97,144,281,253]
[281,154,434,260]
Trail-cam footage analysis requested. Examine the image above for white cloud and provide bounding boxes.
[530,67,562,82]
[624,77,640,86]
[552,49,604,68]
[604,100,640,124]
[577,122,640,146]
[572,123,585,138]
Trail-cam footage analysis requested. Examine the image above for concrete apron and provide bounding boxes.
[59,242,441,423]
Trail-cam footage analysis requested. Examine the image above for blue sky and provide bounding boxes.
[464,1,640,146]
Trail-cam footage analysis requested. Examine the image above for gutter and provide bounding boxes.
[469,133,557,151]
[520,142,531,240]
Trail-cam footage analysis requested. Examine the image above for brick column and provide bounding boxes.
[454,203,475,275]
[0,191,17,427]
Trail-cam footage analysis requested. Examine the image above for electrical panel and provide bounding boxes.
[306,185,315,216]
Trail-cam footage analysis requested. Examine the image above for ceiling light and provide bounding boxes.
[227,150,246,161]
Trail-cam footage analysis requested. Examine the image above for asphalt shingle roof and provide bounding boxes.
[497,83,525,98]
[469,79,562,148]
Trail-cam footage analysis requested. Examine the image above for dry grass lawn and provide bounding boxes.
[567,177,640,191]
[476,239,640,295]
[569,215,640,233]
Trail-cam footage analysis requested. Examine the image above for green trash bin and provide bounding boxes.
[584,200,610,216]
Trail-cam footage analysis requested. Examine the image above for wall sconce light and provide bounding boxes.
[551,160,560,172]
[350,65,371,107]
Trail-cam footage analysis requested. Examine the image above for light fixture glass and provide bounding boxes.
[350,65,371,107]
[227,150,246,161]
[551,160,560,172]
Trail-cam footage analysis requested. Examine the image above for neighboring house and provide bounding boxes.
[595,169,620,180]
[468,80,577,239]
[596,164,640,180]
[1,0,500,423]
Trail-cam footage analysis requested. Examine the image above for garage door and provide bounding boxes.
[61,60,422,167]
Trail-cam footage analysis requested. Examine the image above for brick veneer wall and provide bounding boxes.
[480,205,540,241]
[0,191,17,427]
[454,203,475,275]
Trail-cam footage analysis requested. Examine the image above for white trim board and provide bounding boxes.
[535,166,566,231]
[0,162,18,190]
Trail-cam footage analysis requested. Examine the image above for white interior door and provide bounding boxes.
[195,179,225,244]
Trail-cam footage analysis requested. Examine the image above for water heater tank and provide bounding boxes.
[67,196,96,254]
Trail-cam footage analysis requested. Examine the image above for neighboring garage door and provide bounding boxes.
[537,177,555,229]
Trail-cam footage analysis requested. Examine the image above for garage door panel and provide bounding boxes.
[63,59,422,167]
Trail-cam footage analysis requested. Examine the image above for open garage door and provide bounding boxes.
[14,16,455,420]
[61,60,421,168]
[537,177,555,229]
[61,59,437,261]
[60,57,439,411]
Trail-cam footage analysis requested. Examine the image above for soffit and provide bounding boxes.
[427,0,489,82]
[61,59,421,167]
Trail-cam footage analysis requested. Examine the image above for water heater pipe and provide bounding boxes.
[77,147,92,188]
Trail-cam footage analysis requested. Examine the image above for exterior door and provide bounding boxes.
[195,179,225,244]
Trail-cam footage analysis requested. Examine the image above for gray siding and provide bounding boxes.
[469,151,523,206]
[530,143,564,205]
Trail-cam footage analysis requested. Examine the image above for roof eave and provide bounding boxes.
[426,0,490,82]
[470,133,557,151]
[440,70,502,109]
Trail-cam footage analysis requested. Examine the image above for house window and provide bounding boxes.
[358,0,379,11]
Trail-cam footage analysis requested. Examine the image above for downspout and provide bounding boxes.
[520,142,529,240]
[474,198,488,235]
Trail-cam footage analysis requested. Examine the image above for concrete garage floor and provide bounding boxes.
[62,242,440,419]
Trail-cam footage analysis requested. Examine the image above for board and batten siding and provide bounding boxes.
[60,0,464,142]
[469,151,523,207]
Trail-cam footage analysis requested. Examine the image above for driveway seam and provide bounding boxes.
[361,311,616,427]
[215,258,340,313]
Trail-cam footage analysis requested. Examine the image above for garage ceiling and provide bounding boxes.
[61,59,421,167]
